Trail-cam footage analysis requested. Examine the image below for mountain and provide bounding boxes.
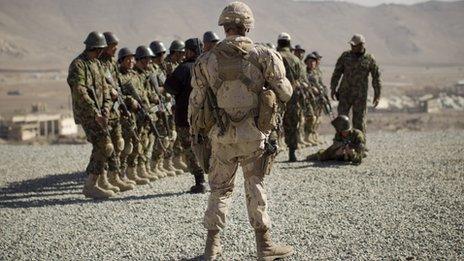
[0,0,463,69]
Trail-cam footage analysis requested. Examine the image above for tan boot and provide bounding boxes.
[255,230,294,261]
[107,170,135,192]
[151,160,167,179]
[137,163,153,182]
[83,173,116,199]
[97,170,120,193]
[119,169,136,186]
[172,155,188,172]
[164,158,184,175]
[127,166,149,185]
[156,160,169,178]
[204,230,222,261]
[160,159,176,177]
[143,163,159,181]
[304,133,318,146]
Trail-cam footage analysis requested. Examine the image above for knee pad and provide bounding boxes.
[116,138,125,152]
[104,143,114,157]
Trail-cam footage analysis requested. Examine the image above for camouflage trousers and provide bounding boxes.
[283,93,301,150]
[120,115,139,169]
[310,144,363,163]
[204,140,270,231]
[107,119,124,172]
[176,126,203,175]
[81,121,114,175]
[337,96,367,133]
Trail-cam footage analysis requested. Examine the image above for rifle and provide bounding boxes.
[123,81,167,152]
[85,63,111,138]
[206,86,226,136]
[148,74,173,137]
[105,75,140,142]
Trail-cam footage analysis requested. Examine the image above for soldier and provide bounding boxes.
[99,32,135,192]
[203,31,220,52]
[67,31,116,198]
[302,53,321,146]
[114,47,141,187]
[330,34,381,136]
[306,115,365,165]
[277,32,307,162]
[165,40,185,76]
[150,41,190,174]
[165,38,206,193]
[133,46,161,182]
[190,2,294,260]
[293,44,305,60]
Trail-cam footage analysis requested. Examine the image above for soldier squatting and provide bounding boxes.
[67,1,381,260]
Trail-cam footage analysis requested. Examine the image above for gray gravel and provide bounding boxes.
[0,130,463,260]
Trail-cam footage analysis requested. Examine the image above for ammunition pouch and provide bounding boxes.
[257,89,278,133]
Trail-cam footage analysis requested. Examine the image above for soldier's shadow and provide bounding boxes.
[0,171,186,209]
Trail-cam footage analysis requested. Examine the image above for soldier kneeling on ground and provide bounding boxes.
[306,115,366,165]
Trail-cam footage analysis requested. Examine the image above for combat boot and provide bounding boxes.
[97,170,120,193]
[288,149,297,162]
[304,133,318,146]
[172,155,189,172]
[143,163,159,181]
[160,159,176,177]
[137,163,153,182]
[164,158,184,175]
[189,172,206,194]
[127,166,149,185]
[154,160,168,178]
[119,168,136,186]
[83,173,116,199]
[255,230,294,261]
[204,230,222,261]
[107,170,135,192]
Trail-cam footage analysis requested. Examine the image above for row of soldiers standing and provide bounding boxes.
[67,31,220,199]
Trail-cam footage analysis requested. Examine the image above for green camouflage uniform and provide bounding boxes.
[279,47,306,150]
[117,67,142,170]
[67,52,113,175]
[100,55,125,173]
[307,128,365,164]
[303,68,320,139]
[331,50,381,133]
[134,66,160,169]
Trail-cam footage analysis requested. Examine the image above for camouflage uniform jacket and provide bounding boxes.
[100,55,121,120]
[164,55,179,77]
[330,50,381,100]
[277,47,306,87]
[333,128,365,150]
[67,52,111,124]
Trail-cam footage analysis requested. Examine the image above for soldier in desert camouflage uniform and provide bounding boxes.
[67,31,116,199]
[331,34,382,136]
[190,2,294,259]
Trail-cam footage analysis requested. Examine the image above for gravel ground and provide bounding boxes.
[0,130,463,260]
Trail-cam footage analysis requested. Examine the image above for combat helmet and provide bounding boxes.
[203,31,220,43]
[103,32,119,45]
[331,115,351,132]
[117,47,134,63]
[218,1,254,29]
[304,53,317,63]
[185,38,203,54]
[84,31,107,50]
[149,41,167,54]
[169,40,185,52]
[135,45,155,60]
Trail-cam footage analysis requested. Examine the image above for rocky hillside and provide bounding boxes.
[0,0,463,69]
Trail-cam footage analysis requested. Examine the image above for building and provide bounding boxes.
[0,113,78,141]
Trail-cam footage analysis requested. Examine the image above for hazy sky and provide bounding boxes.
[297,0,458,6]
